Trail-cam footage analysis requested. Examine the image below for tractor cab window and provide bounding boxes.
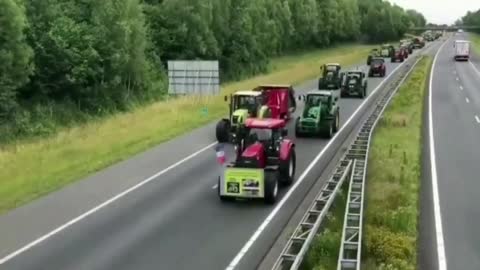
[306,94,329,106]
[348,73,360,84]
[234,95,259,113]
[245,128,272,146]
[371,59,384,65]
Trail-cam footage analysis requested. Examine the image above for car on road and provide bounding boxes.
[218,118,296,204]
[368,57,386,77]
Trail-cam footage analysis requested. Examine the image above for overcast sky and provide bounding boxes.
[388,0,479,25]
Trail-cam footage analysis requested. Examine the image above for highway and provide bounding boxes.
[0,44,433,270]
[426,32,480,270]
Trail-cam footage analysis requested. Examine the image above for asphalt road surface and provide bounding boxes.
[426,32,480,270]
[0,45,430,270]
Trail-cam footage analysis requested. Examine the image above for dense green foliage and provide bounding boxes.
[460,9,480,33]
[0,0,425,142]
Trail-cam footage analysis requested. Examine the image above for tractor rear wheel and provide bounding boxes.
[264,171,279,204]
[323,121,334,138]
[279,148,296,186]
[216,119,230,143]
[333,110,340,133]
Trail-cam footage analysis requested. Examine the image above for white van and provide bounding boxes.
[454,40,470,61]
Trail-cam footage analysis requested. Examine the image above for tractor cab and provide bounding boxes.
[229,91,267,119]
[319,63,343,90]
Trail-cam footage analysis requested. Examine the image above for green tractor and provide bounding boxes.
[380,44,395,58]
[216,91,270,143]
[318,63,344,90]
[340,70,368,98]
[295,90,340,138]
[367,49,380,65]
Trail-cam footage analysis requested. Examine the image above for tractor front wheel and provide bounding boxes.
[264,171,279,204]
[295,118,303,137]
[279,148,296,186]
[216,119,230,143]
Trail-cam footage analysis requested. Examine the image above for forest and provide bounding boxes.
[0,0,426,142]
[460,8,480,33]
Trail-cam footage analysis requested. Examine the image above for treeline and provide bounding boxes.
[460,9,480,33]
[0,0,425,142]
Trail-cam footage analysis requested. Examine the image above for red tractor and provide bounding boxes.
[391,47,407,62]
[368,57,386,77]
[218,118,296,204]
[252,84,297,120]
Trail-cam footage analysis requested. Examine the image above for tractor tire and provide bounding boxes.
[368,70,373,77]
[218,177,234,202]
[391,58,395,63]
[295,118,303,138]
[359,88,365,99]
[279,147,296,186]
[323,121,334,139]
[333,110,340,133]
[264,171,279,204]
[216,119,230,143]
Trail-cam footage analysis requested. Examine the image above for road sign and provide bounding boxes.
[168,60,220,95]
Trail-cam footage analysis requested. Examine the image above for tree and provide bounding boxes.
[0,0,33,117]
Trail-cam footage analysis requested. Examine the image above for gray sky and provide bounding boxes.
[388,0,479,25]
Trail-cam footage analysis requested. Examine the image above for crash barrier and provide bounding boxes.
[271,55,424,270]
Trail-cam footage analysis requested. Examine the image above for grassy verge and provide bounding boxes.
[301,57,432,269]
[363,57,432,269]
[470,32,480,54]
[0,44,374,214]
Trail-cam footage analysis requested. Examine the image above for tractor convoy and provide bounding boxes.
[215,31,439,203]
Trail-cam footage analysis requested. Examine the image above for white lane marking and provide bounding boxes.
[0,142,217,265]
[469,61,480,77]
[456,77,459,81]
[212,184,218,189]
[475,115,480,124]
[466,98,470,103]
[226,55,413,270]
[459,86,463,91]
[429,38,449,270]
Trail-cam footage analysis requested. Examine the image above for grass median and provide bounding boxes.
[470,32,480,53]
[0,44,374,214]
[301,56,432,269]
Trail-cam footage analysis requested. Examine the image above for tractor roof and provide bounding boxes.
[244,118,286,129]
[233,90,262,96]
[326,63,340,66]
[254,84,292,89]
[346,70,363,74]
[307,90,332,96]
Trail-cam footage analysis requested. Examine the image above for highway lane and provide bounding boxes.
[429,33,480,270]
[0,47,426,270]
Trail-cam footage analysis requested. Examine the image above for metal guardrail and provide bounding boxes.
[271,159,353,270]
[272,54,424,270]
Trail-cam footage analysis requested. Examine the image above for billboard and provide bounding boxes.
[167,60,220,95]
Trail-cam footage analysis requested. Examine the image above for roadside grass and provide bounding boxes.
[0,44,374,214]
[470,32,480,54]
[301,187,348,270]
[301,57,432,270]
[362,56,432,269]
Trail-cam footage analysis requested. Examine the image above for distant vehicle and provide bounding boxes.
[412,37,425,49]
[454,40,470,61]
[391,47,407,62]
[368,58,386,77]
[458,29,464,33]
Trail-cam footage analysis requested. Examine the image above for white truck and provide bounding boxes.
[454,40,470,61]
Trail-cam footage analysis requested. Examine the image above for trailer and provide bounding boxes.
[454,40,470,61]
